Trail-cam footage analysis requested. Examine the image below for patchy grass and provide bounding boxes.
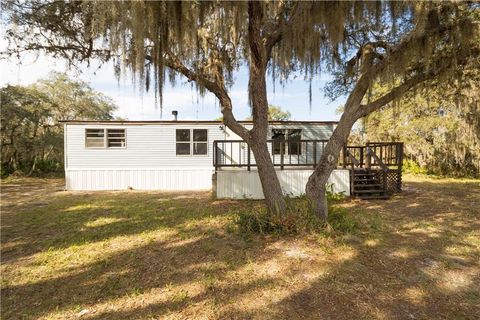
[1,175,479,319]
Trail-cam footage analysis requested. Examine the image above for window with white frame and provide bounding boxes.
[176,129,208,155]
[107,129,126,147]
[85,129,105,148]
[272,129,302,155]
[85,128,126,148]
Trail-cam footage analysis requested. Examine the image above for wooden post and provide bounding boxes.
[359,147,364,168]
[247,144,251,171]
[365,142,371,170]
[397,142,404,168]
[213,141,217,172]
[397,142,404,191]
[313,141,317,168]
[280,141,284,170]
[342,145,347,169]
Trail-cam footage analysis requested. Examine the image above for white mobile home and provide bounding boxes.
[62,120,351,198]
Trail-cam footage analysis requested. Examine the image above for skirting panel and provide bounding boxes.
[65,168,214,191]
[216,169,350,199]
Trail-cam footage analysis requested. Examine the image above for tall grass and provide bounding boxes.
[230,187,357,236]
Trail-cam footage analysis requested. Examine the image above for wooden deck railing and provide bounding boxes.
[213,140,329,171]
[341,142,404,170]
[343,142,404,194]
[213,140,404,173]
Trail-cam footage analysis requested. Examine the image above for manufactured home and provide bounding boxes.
[61,119,356,198]
[62,119,404,199]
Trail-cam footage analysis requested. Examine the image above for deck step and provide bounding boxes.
[353,184,383,188]
[353,189,386,194]
[356,195,390,200]
[353,179,378,184]
[353,173,377,176]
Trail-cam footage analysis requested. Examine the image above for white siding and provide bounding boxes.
[64,122,338,191]
[66,123,225,169]
[216,169,350,199]
[65,123,224,190]
[66,168,213,190]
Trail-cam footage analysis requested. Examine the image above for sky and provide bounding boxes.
[0,52,346,122]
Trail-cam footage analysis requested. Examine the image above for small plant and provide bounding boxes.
[232,207,289,235]
[326,183,346,202]
[327,206,357,234]
[171,289,189,304]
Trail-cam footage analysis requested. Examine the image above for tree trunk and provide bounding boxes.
[245,1,287,215]
[249,135,287,215]
[247,63,287,215]
[247,66,287,215]
[166,44,287,215]
[306,80,368,219]
[27,155,37,176]
[305,127,349,220]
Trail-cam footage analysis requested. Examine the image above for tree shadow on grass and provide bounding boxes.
[1,190,254,264]
[2,178,479,319]
[2,228,280,319]
[1,183,273,319]
[227,179,480,319]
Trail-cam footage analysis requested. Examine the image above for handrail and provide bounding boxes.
[214,139,329,171]
[367,147,390,172]
[214,140,403,172]
[214,139,330,143]
[345,148,361,167]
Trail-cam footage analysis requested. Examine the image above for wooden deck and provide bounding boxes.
[343,142,404,199]
[213,140,404,199]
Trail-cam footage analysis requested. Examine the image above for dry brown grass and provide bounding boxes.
[1,175,479,319]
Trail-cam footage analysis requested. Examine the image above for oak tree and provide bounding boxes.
[4,1,479,218]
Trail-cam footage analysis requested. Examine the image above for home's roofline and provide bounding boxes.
[60,120,339,125]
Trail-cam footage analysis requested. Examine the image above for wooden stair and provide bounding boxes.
[351,169,390,200]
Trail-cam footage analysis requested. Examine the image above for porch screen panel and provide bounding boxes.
[287,129,302,155]
[272,129,286,155]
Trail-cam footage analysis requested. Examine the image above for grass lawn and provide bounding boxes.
[1,175,479,319]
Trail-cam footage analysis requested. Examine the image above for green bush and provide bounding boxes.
[35,159,62,174]
[1,159,63,178]
[230,190,356,236]
[402,159,428,175]
[1,164,15,178]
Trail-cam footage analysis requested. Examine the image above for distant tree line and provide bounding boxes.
[1,72,116,177]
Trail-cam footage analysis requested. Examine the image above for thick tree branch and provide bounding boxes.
[164,50,250,141]
[344,15,476,117]
[247,1,265,67]
[345,40,388,75]
[345,7,472,88]
[264,2,306,60]
[359,46,480,117]
[359,73,430,117]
